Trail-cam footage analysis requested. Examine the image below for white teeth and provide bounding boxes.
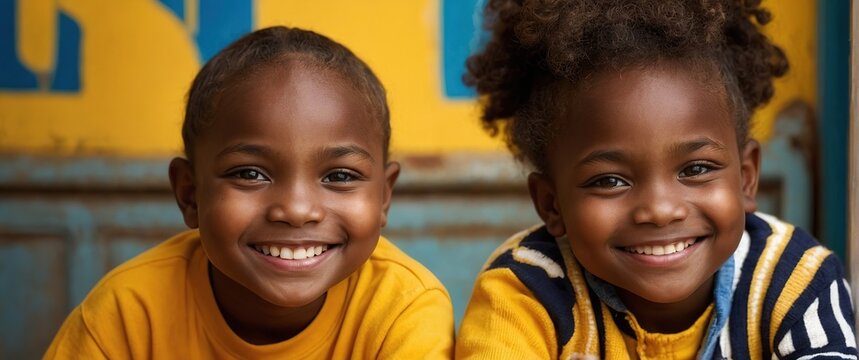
[255,244,329,260]
[625,239,697,256]
[664,244,677,255]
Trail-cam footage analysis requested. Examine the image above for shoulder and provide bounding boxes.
[79,230,201,322]
[481,226,573,306]
[354,237,453,320]
[740,212,844,289]
[60,230,201,357]
[90,230,200,292]
[485,225,566,276]
[456,226,582,359]
[465,225,568,313]
[744,212,825,255]
[466,224,572,320]
[350,237,455,358]
[730,213,855,355]
[366,237,449,295]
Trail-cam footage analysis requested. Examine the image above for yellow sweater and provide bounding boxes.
[45,230,454,359]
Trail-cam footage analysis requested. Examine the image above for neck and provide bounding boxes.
[209,263,326,345]
[617,276,714,334]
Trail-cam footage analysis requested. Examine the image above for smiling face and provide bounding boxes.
[530,62,760,311]
[171,61,398,309]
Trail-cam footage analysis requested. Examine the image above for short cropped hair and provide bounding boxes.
[182,26,390,162]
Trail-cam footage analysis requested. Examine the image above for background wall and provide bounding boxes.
[0,0,845,358]
[0,0,816,156]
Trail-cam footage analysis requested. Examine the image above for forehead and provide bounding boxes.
[196,64,384,159]
[552,64,737,159]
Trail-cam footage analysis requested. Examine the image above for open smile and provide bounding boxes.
[622,237,701,256]
[248,242,341,272]
[616,235,708,267]
[253,244,332,260]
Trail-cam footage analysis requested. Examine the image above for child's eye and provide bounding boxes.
[322,170,360,183]
[587,176,629,188]
[228,168,270,182]
[679,164,713,178]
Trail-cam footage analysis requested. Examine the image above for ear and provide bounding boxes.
[379,161,401,227]
[740,139,761,213]
[168,157,199,228]
[528,172,566,237]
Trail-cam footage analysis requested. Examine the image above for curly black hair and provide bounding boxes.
[465,0,788,171]
[183,26,390,163]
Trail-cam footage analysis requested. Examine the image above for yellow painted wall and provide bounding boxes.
[0,0,198,156]
[757,0,817,141]
[0,0,814,156]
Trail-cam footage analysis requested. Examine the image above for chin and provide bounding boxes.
[626,282,700,305]
[261,295,322,309]
[642,292,694,304]
[256,285,327,308]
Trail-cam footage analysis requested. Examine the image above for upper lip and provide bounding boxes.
[246,235,342,247]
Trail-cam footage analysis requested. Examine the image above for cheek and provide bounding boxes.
[197,185,261,245]
[698,183,746,258]
[702,182,746,227]
[563,196,624,246]
[333,191,383,237]
[331,192,384,273]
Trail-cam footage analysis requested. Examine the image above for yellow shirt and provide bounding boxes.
[623,304,714,360]
[45,230,454,359]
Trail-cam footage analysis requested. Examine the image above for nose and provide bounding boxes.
[631,181,688,227]
[265,182,324,227]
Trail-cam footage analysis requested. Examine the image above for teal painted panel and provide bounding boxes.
[108,236,164,269]
[386,195,539,327]
[0,235,68,359]
[758,110,813,231]
[387,195,539,230]
[394,236,506,328]
[818,1,849,260]
[0,196,187,359]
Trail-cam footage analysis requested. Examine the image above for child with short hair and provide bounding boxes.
[45,26,454,359]
[455,1,857,359]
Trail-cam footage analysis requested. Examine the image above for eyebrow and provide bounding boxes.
[577,138,727,167]
[216,143,273,159]
[669,138,727,155]
[322,144,375,164]
[578,150,627,167]
[216,143,375,164]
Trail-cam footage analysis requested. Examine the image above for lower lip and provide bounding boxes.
[250,246,336,272]
[618,238,704,267]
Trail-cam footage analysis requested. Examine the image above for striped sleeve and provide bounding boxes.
[726,213,858,359]
[773,255,858,359]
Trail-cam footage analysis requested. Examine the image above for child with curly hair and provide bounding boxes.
[45,26,454,359]
[455,1,857,359]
